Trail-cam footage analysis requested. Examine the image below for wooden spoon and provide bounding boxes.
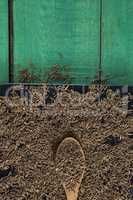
[55,137,85,200]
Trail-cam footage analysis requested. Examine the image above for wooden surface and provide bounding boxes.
[102,0,133,85]
[13,0,100,84]
[0,0,8,84]
[56,137,85,200]
[0,0,133,85]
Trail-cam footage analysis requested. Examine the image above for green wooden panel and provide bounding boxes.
[102,0,133,86]
[0,0,8,84]
[13,0,100,84]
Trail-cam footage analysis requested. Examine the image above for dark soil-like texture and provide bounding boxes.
[0,85,133,200]
[55,137,85,190]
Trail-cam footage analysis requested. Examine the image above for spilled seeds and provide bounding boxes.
[55,137,85,190]
[0,85,132,200]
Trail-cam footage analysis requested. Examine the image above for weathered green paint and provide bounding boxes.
[0,0,8,84]
[102,0,133,85]
[0,0,133,85]
[13,0,100,84]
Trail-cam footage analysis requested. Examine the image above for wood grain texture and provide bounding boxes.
[1,0,132,85]
[0,0,8,84]
[13,0,100,84]
[102,0,133,85]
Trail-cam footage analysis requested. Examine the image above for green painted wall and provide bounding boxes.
[0,0,133,85]
[13,0,100,84]
[102,0,133,85]
[0,0,8,84]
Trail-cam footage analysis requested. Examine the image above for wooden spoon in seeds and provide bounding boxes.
[55,137,85,200]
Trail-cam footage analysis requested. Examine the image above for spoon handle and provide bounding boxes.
[64,183,80,200]
[65,190,78,200]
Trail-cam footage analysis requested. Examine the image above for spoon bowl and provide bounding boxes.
[55,137,85,200]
